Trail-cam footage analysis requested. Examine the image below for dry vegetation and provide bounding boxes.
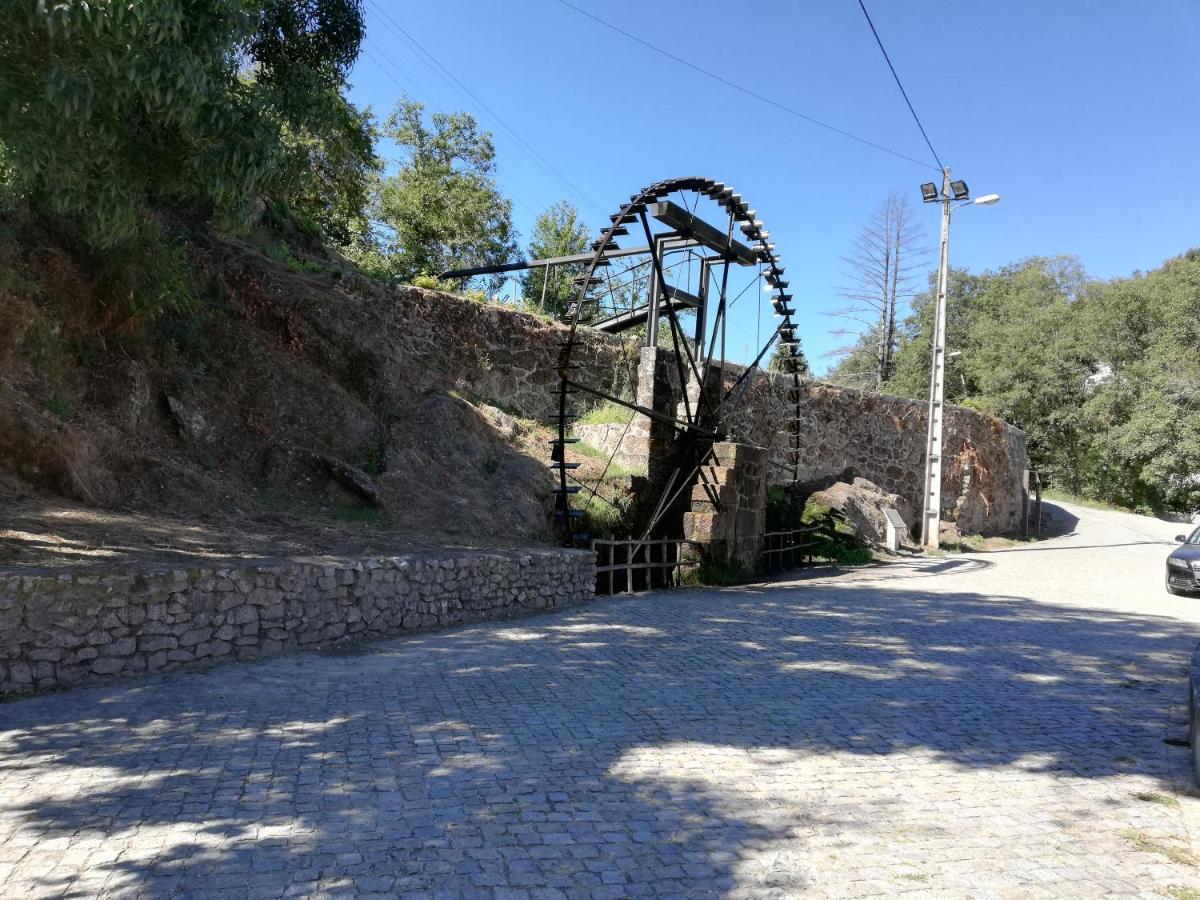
[0,214,570,563]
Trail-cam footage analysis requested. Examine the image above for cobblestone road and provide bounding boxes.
[2,501,1200,897]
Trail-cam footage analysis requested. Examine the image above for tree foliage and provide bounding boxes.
[769,338,810,377]
[883,251,1200,512]
[519,201,588,317]
[0,0,375,247]
[365,99,517,283]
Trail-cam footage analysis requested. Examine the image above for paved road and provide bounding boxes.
[2,502,1199,898]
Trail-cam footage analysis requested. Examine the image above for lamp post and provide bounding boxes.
[918,170,1000,549]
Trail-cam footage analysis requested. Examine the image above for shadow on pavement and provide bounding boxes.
[2,578,1198,894]
[1038,501,1081,538]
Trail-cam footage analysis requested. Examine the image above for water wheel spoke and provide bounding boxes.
[548,176,804,552]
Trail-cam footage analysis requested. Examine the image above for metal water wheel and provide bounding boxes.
[551,176,805,549]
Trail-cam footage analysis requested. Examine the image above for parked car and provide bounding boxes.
[1166,526,1200,595]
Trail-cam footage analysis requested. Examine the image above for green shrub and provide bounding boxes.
[581,495,627,540]
[579,401,633,427]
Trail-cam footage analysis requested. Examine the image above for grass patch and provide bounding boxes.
[580,494,627,540]
[44,387,75,419]
[679,562,749,587]
[579,400,633,427]
[1135,791,1181,808]
[940,532,1040,553]
[1122,829,1199,867]
[1162,885,1200,899]
[572,440,638,478]
[897,873,929,883]
[361,442,386,477]
[331,504,382,526]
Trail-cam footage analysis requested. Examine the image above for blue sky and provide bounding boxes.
[347,1,1200,375]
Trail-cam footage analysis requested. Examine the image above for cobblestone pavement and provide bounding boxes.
[2,501,1200,898]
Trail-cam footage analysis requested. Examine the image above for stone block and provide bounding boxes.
[179,627,212,647]
[91,657,125,676]
[139,636,177,653]
[691,482,736,508]
[103,637,137,657]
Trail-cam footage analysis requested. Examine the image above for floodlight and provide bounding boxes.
[920,182,939,203]
[950,180,969,201]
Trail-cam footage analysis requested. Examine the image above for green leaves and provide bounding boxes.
[0,0,373,249]
[519,201,588,317]
[358,98,517,284]
[884,252,1200,512]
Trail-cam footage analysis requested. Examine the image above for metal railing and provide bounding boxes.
[592,538,683,595]
[760,510,844,574]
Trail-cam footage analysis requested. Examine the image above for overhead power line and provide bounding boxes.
[856,0,945,171]
[366,0,608,219]
[552,0,940,172]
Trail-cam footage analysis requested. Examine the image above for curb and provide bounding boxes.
[1191,641,1200,783]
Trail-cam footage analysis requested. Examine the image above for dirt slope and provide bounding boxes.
[0,220,568,550]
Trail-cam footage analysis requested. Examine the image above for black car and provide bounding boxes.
[1166,526,1200,595]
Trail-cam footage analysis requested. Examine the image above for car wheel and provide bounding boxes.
[1167,573,1182,596]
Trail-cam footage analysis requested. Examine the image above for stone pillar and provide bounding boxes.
[682,441,768,575]
[620,347,682,479]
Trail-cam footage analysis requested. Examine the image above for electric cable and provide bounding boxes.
[367,0,609,218]
[553,0,940,172]
[856,0,944,171]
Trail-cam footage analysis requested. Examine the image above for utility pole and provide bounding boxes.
[917,173,1001,549]
[920,169,952,549]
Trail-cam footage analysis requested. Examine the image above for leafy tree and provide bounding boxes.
[887,267,991,403]
[520,201,589,317]
[0,0,375,248]
[825,325,885,388]
[769,338,811,377]
[889,257,1093,492]
[1077,251,1200,510]
[368,99,517,283]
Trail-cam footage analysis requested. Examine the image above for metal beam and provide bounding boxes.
[439,245,652,280]
[648,201,758,266]
[589,298,697,335]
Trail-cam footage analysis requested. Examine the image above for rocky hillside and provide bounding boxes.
[0,215,629,550]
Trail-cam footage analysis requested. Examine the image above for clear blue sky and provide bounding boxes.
[347,1,1200,375]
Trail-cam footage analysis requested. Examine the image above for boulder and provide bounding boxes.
[808,477,914,549]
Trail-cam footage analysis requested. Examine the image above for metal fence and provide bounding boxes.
[759,510,845,575]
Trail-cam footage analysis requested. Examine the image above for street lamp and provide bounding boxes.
[917,170,1000,550]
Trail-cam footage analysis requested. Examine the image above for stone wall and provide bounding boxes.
[724,372,1028,537]
[365,286,640,422]
[385,294,1027,537]
[0,548,594,696]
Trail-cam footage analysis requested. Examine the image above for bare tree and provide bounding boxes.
[827,193,928,387]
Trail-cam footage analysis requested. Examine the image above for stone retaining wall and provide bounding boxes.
[725,372,1029,537]
[0,548,594,696]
